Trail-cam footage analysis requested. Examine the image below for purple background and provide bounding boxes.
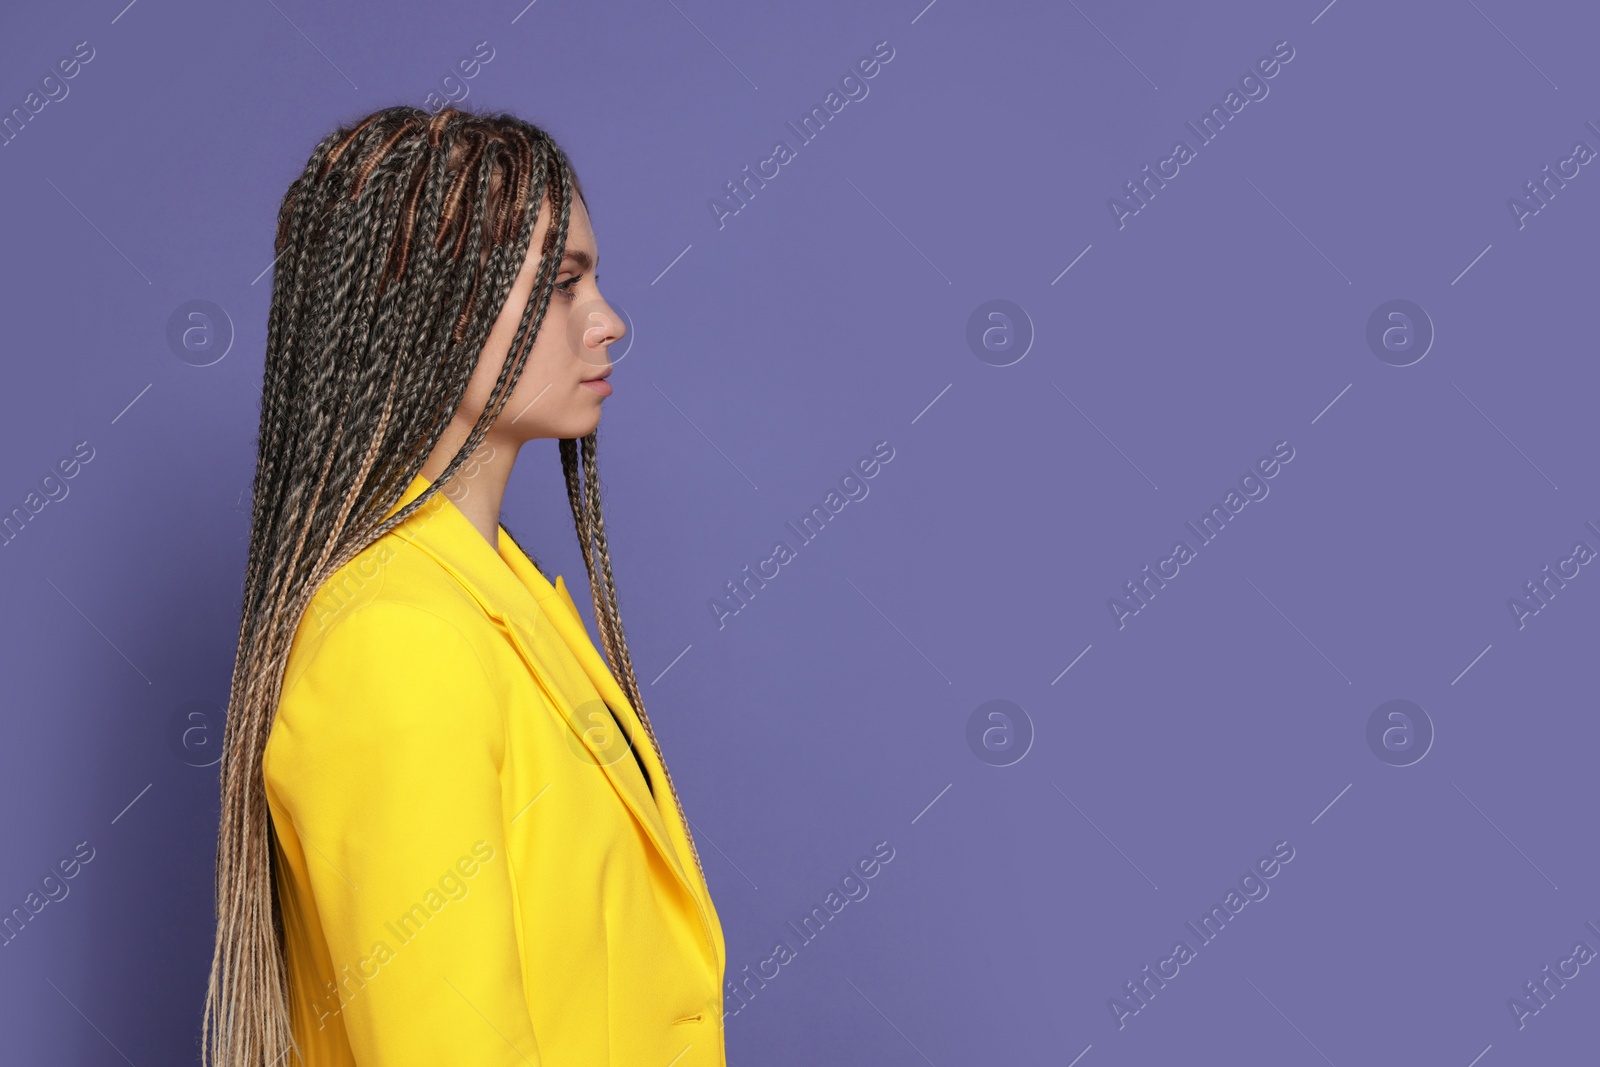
[2,0,1596,1062]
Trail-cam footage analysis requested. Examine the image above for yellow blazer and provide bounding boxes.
[263,472,726,1065]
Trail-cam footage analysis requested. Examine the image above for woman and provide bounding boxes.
[203,105,726,1066]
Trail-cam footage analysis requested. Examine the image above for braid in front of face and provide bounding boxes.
[205,104,573,1067]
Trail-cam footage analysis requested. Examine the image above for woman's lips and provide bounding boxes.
[580,378,612,397]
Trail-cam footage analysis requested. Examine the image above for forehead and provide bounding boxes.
[520,192,595,270]
[529,190,594,245]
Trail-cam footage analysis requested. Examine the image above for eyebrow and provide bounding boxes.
[561,248,596,272]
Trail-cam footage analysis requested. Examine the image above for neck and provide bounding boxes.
[419,420,522,548]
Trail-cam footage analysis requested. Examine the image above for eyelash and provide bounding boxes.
[555,274,582,298]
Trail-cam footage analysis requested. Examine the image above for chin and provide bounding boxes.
[565,411,604,439]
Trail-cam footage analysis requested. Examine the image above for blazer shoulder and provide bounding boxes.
[282,533,502,694]
[266,593,508,804]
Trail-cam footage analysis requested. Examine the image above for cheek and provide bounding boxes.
[534,290,574,342]
[455,353,505,423]
[491,330,596,432]
[515,322,579,386]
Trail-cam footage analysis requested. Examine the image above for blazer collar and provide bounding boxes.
[379,473,722,967]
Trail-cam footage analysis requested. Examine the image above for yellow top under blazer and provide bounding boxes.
[262,472,727,1065]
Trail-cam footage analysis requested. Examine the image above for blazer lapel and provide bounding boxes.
[498,545,713,905]
[380,475,700,910]
[500,541,727,974]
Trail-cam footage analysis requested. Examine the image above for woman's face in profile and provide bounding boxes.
[460,191,624,442]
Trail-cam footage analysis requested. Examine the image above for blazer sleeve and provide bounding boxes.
[271,600,542,1065]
